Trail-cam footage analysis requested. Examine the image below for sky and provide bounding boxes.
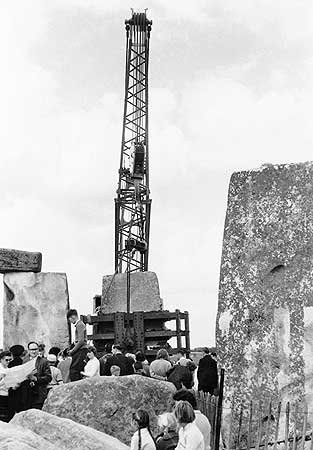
[1,0,313,348]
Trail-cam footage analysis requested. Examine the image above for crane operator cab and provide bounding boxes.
[130,142,145,181]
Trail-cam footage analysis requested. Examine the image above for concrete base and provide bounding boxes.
[101,271,163,313]
[3,272,70,351]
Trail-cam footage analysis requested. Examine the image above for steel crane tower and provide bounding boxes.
[115,11,152,274]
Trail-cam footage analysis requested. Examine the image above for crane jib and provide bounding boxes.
[115,11,152,274]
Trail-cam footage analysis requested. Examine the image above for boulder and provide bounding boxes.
[0,248,42,273]
[11,409,128,450]
[216,162,313,443]
[0,420,57,450]
[3,272,70,350]
[101,271,163,313]
[43,375,175,444]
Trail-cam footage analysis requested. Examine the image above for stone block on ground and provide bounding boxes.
[0,248,42,273]
[216,162,313,443]
[43,375,175,444]
[11,409,128,450]
[101,271,163,313]
[0,420,57,450]
[3,272,70,350]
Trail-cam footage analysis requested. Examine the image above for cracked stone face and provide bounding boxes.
[216,162,313,441]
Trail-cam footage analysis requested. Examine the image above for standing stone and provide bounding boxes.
[101,271,163,312]
[3,272,70,350]
[216,162,313,443]
[0,248,42,273]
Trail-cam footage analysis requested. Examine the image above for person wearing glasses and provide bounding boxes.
[27,341,52,409]
[0,350,13,422]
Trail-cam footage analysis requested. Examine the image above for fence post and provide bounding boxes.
[214,368,225,450]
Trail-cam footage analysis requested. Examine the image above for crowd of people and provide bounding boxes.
[0,307,218,450]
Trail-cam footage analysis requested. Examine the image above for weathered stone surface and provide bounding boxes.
[43,375,175,444]
[0,248,42,273]
[11,409,128,450]
[3,272,70,350]
[0,420,57,450]
[101,271,163,312]
[216,162,313,443]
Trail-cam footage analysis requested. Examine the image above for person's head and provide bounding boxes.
[174,401,195,427]
[0,350,12,368]
[28,341,39,358]
[38,343,45,356]
[47,353,57,366]
[104,343,112,354]
[110,365,121,376]
[158,412,177,433]
[132,409,150,429]
[135,351,146,362]
[62,348,70,358]
[203,347,210,356]
[157,349,169,360]
[87,346,97,360]
[9,345,25,358]
[211,352,217,361]
[67,309,78,324]
[173,389,197,410]
[176,349,185,359]
[186,360,197,372]
[49,346,61,357]
[112,344,123,355]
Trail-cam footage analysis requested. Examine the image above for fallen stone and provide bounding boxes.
[43,375,175,444]
[0,420,57,450]
[3,272,70,350]
[0,248,42,273]
[216,162,313,444]
[101,271,163,313]
[11,409,128,450]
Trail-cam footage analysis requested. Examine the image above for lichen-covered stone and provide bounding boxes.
[0,420,57,450]
[216,162,313,443]
[11,409,128,450]
[101,271,163,313]
[3,272,70,350]
[43,375,175,444]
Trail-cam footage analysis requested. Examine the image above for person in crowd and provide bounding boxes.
[130,409,156,450]
[103,344,134,376]
[99,343,113,375]
[167,359,194,390]
[125,345,136,362]
[81,346,100,378]
[57,349,72,384]
[173,389,211,450]
[49,347,61,357]
[110,365,121,376]
[133,351,150,377]
[8,345,24,368]
[197,349,218,395]
[0,350,13,422]
[47,354,63,389]
[174,401,204,450]
[149,349,171,381]
[38,343,46,358]
[27,341,52,409]
[156,412,178,450]
[67,309,88,382]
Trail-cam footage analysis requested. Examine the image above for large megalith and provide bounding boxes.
[216,162,313,442]
[101,271,163,312]
[3,272,70,350]
[43,375,175,444]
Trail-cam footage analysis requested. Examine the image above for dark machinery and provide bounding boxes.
[82,11,190,355]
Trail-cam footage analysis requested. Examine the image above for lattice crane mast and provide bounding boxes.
[115,11,152,274]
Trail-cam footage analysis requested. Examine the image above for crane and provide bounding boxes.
[115,11,152,275]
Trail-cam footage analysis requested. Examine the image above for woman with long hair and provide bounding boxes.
[130,409,156,450]
[174,401,204,450]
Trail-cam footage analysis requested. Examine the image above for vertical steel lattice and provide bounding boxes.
[115,12,152,273]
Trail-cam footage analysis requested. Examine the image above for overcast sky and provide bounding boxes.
[1,0,313,348]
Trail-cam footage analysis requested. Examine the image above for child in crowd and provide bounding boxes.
[110,365,121,376]
[156,412,178,450]
[174,401,204,450]
[130,409,156,450]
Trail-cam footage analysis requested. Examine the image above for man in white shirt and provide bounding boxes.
[173,389,211,450]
